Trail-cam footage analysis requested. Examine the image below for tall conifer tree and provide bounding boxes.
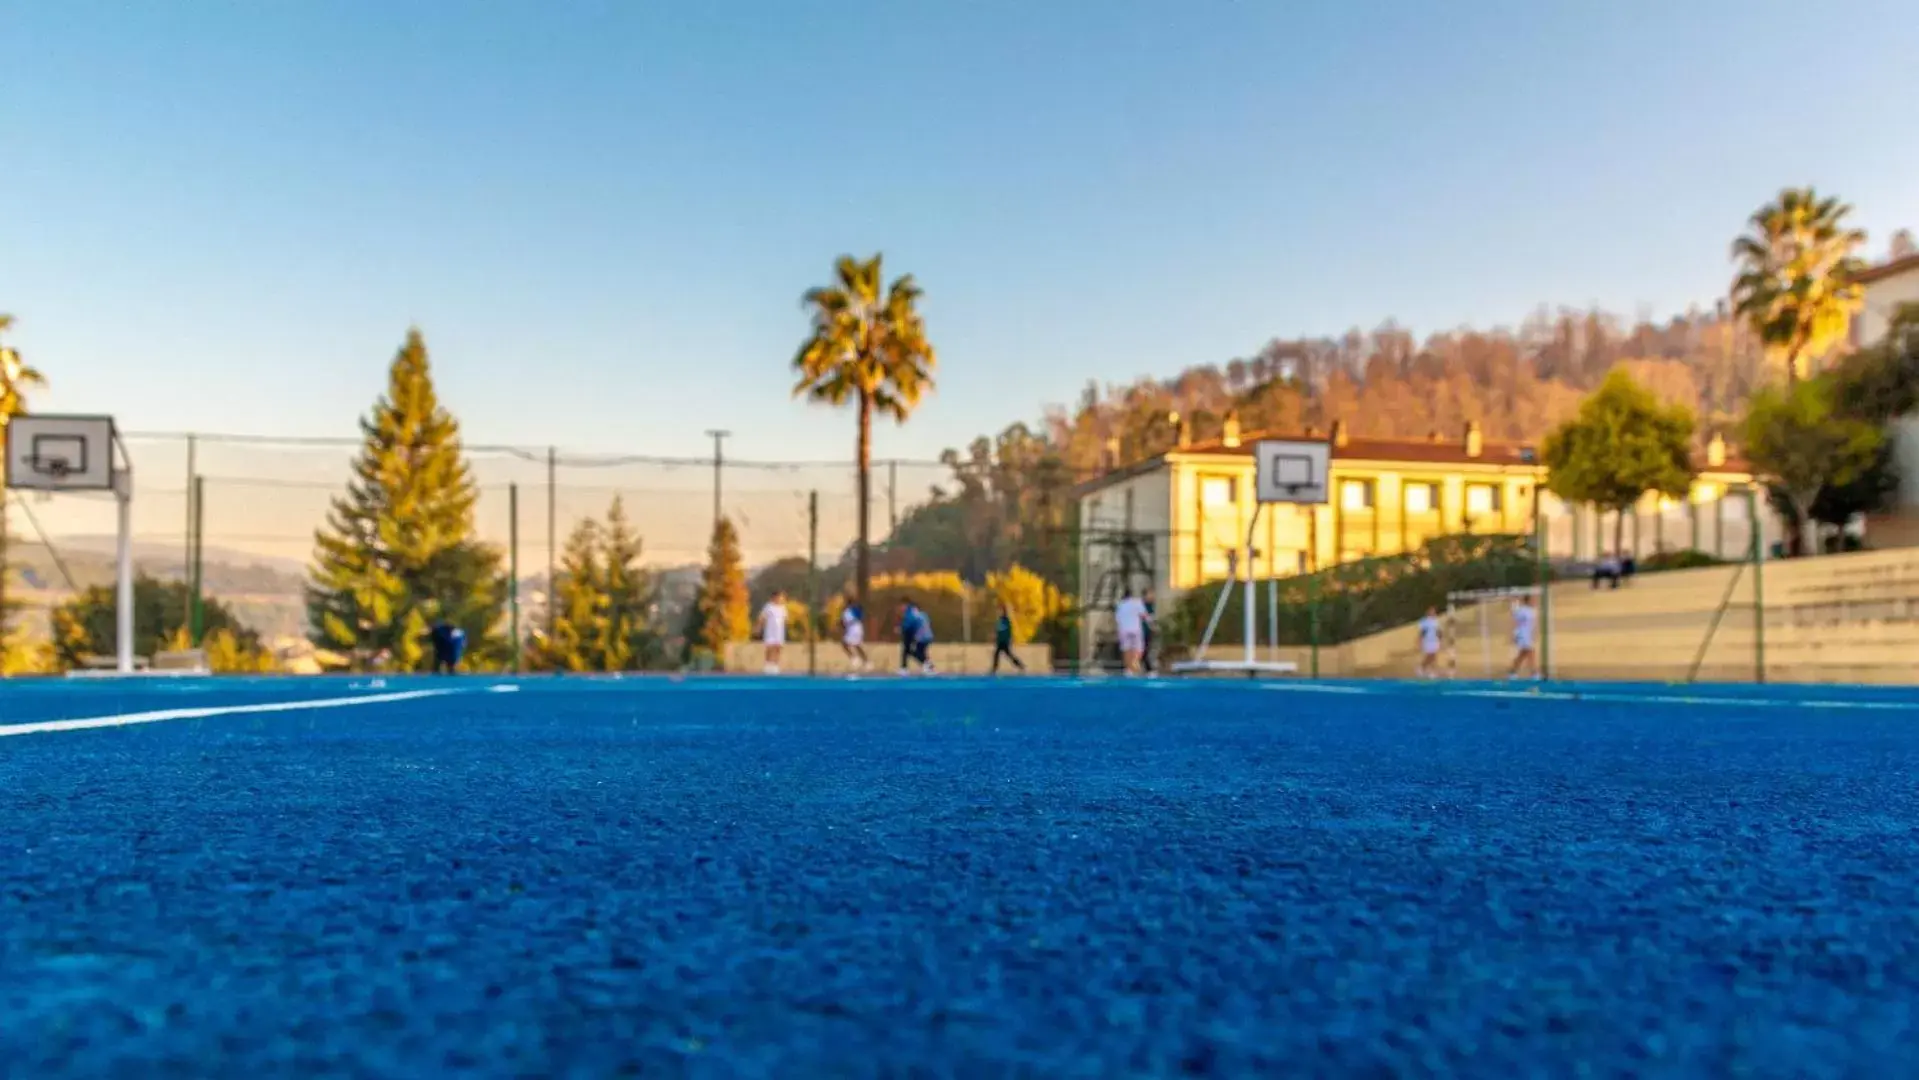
[306,330,506,668]
[534,518,605,671]
[690,516,749,663]
[597,497,658,670]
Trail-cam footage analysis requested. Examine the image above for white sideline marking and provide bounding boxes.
[0,688,459,738]
[1260,681,1919,712]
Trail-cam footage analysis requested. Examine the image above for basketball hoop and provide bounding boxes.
[29,455,74,481]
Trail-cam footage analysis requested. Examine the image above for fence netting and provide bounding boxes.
[2,433,954,650]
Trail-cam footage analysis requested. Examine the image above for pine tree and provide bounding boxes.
[689,516,748,664]
[534,518,605,671]
[306,329,506,669]
[597,497,658,670]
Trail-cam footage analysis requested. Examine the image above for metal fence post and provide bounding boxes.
[191,475,205,646]
[1535,495,1551,681]
[546,446,557,642]
[185,433,196,583]
[1748,486,1765,683]
[509,483,520,673]
[808,491,819,677]
[1308,570,1320,678]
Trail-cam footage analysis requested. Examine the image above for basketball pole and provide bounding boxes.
[114,434,134,674]
[1241,505,1263,669]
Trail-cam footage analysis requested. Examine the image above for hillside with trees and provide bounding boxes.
[875,303,1781,593]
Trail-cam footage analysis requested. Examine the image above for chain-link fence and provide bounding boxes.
[1,431,956,653]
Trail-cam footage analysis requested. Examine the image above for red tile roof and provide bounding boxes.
[1856,253,1919,285]
[1176,434,1538,467]
[1074,430,1754,497]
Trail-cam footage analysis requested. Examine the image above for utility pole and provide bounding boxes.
[705,430,731,527]
[807,491,819,677]
[185,434,196,587]
[888,459,898,536]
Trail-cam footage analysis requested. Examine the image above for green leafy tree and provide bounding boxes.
[1543,369,1697,558]
[0,313,47,650]
[306,329,507,670]
[689,516,749,664]
[1766,440,1897,550]
[1731,187,1868,383]
[534,518,605,671]
[884,422,1077,591]
[1742,376,1883,558]
[202,627,277,673]
[52,575,259,670]
[597,497,661,670]
[1833,302,1919,423]
[792,254,937,629]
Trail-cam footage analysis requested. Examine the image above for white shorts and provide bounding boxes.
[1420,642,1442,657]
[843,623,864,647]
[1513,633,1535,651]
[764,629,786,648]
[1118,629,1144,653]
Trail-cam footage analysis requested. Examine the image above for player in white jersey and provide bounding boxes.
[755,590,789,675]
[1508,596,1539,680]
[839,593,869,672]
[1415,606,1445,679]
[1113,588,1151,675]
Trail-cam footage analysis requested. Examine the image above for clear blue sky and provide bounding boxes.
[5,0,1917,465]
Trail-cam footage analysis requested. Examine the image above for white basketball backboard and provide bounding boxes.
[1253,438,1331,505]
[4,414,118,492]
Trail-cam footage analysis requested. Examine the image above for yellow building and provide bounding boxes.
[1853,250,1919,349]
[1075,417,1766,604]
[1854,252,1919,547]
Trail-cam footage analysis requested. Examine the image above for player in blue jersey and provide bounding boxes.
[897,598,936,675]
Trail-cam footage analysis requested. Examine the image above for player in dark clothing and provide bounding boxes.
[991,605,1025,673]
[429,620,467,674]
[1140,589,1157,673]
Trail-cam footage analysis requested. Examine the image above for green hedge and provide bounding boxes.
[1636,548,1722,573]
[1163,534,1542,648]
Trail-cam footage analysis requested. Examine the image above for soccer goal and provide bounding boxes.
[1169,439,1328,677]
[4,414,139,674]
[1444,584,1547,680]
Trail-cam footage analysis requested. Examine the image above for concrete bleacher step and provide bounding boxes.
[1385,549,1919,684]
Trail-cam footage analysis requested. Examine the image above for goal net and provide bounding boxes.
[1445,585,1546,680]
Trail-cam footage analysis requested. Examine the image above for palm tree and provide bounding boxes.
[0,314,46,423]
[1730,187,1868,384]
[1,313,48,652]
[792,255,936,625]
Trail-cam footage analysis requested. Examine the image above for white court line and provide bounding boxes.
[1265,681,1919,712]
[0,688,461,738]
[1447,688,1919,711]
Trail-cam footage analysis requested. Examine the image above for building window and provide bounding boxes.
[1404,482,1438,514]
[1199,475,1240,583]
[1201,476,1236,507]
[1340,479,1375,511]
[1466,483,1502,515]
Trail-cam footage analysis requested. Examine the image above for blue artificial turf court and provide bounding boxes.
[5,673,1919,1077]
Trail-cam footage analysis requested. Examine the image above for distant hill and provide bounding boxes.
[4,540,710,648]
